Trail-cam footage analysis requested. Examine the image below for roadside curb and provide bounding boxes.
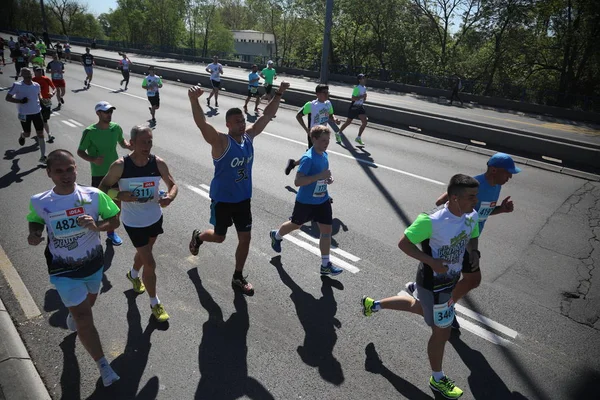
[0,298,51,400]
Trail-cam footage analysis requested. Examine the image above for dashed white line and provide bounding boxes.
[68,119,84,127]
[62,120,77,128]
[200,183,211,191]
[283,235,360,273]
[90,83,147,101]
[296,231,361,262]
[456,317,512,346]
[455,303,518,339]
[185,183,210,200]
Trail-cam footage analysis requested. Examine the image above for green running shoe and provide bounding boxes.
[335,132,342,144]
[361,296,375,317]
[355,136,364,145]
[429,376,463,399]
[126,271,146,294]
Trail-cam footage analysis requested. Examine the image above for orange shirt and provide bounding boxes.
[32,76,55,99]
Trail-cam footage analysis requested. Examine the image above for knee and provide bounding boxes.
[214,235,226,243]
[431,327,451,342]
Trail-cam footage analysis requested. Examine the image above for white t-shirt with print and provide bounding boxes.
[7,81,42,115]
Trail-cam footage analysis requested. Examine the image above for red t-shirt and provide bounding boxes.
[32,76,55,99]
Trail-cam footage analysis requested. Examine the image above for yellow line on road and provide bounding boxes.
[0,244,42,320]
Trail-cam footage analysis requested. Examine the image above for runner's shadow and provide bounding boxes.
[188,268,274,399]
[44,288,69,329]
[71,88,87,93]
[100,243,115,294]
[449,333,529,399]
[300,218,349,248]
[59,333,81,400]
[205,106,219,117]
[284,185,297,194]
[4,144,39,160]
[0,159,43,189]
[86,290,161,399]
[245,111,258,123]
[111,88,125,93]
[364,342,434,399]
[271,256,345,385]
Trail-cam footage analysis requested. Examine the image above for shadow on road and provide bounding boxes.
[188,267,274,399]
[4,144,39,161]
[44,288,68,329]
[0,159,43,189]
[100,241,115,294]
[271,255,345,386]
[299,218,348,248]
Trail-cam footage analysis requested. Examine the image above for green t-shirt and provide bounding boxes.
[36,43,47,54]
[31,56,45,67]
[78,122,124,177]
[261,67,276,85]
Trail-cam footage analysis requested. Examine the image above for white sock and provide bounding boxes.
[96,356,109,370]
[150,296,160,307]
[321,255,330,267]
[432,370,445,382]
[130,267,139,279]
[274,230,283,240]
[38,139,46,157]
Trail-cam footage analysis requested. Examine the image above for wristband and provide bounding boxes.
[275,92,283,97]
[107,189,119,200]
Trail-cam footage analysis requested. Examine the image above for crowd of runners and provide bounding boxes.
[2,35,521,398]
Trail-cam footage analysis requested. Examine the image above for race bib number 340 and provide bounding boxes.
[433,298,455,328]
[49,207,85,239]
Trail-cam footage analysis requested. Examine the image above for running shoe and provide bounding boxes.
[66,312,77,332]
[285,159,295,176]
[320,262,343,276]
[355,136,365,145]
[60,97,64,104]
[270,230,283,252]
[38,156,47,165]
[206,98,210,106]
[18,136,25,146]
[189,229,203,256]
[120,79,124,86]
[151,303,169,322]
[126,271,146,294]
[47,134,55,143]
[107,232,123,246]
[215,101,219,107]
[429,376,463,399]
[99,361,120,387]
[84,79,88,87]
[232,274,254,296]
[361,296,376,317]
[335,132,342,144]
[405,281,416,297]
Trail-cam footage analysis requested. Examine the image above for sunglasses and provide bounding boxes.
[100,109,114,114]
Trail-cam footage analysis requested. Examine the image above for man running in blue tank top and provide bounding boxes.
[187,81,291,295]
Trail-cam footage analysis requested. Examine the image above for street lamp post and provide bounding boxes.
[320,0,333,84]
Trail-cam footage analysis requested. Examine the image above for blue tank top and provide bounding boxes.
[210,134,254,203]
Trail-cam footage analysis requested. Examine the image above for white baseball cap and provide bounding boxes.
[95,101,116,112]
[267,60,274,65]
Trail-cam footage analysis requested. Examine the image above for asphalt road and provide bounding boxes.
[0,65,599,400]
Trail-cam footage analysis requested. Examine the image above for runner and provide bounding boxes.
[81,47,94,89]
[0,38,6,66]
[260,60,277,101]
[36,39,47,59]
[270,125,343,276]
[47,54,66,109]
[55,41,63,61]
[411,152,520,330]
[64,42,71,62]
[187,81,291,296]
[8,37,16,53]
[31,49,45,68]
[361,174,481,399]
[99,125,178,322]
[5,67,47,164]
[205,56,223,107]
[118,53,132,90]
[26,149,121,387]
[32,67,56,143]
[77,101,132,246]
[142,66,162,124]
[243,64,261,113]
[12,45,28,80]
[336,73,368,145]
[285,84,340,175]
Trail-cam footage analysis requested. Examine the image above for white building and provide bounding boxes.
[232,30,275,61]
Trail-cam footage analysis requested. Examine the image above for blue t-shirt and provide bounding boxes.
[296,148,330,205]
[248,72,259,89]
[210,134,254,203]
[474,173,501,233]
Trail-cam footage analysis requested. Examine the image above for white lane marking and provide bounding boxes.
[62,120,77,128]
[185,184,211,200]
[68,119,84,127]
[296,231,361,262]
[52,112,60,116]
[283,235,360,273]
[200,184,210,191]
[455,303,518,339]
[0,245,42,319]
[261,132,445,185]
[90,83,147,101]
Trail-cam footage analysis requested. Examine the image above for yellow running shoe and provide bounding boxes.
[126,271,146,294]
[429,376,463,399]
[151,303,169,322]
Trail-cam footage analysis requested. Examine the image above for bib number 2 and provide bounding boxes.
[433,299,455,328]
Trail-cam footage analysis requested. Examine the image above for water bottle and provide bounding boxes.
[158,190,167,208]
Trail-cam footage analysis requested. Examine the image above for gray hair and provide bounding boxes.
[130,125,152,141]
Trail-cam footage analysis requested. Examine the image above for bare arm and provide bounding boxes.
[294,170,331,187]
[398,235,449,274]
[98,159,124,194]
[188,86,226,155]
[157,157,178,207]
[77,148,99,163]
[5,93,25,104]
[435,192,449,206]
[118,139,132,150]
[296,111,309,134]
[28,222,45,245]
[247,81,290,138]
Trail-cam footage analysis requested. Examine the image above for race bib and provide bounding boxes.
[147,90,156,97]
[129,181,156,202]
[318,115,329,125]
[49,207,85,239]
[18,113,26,122]
[433,299,455,328]
[250,86,258,94]
[478,201,497,221]
[85,59,92,65]
[313,179,327,198]
[41,98,52,107]
[52,72,63,80]
[17,57,24,62]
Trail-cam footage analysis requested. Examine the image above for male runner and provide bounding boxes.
[118,53,132,89]
[47,54,66,108]
[55,42,64,61]
[260,60,277,101]
[5,67,47,164]
[81,47,94,89]
[77,101,132,246]
[100,125,178,322]
[243,64,261,113]
[187,81,291,295]
[407,152,520,330]
[142,66,162,124]
[27,149,120,387]
[361,174,481,399]
[336,73,368,145]
[36,39,47,59]
[31,49,45,68]
[270,125,343,276]
[285,84,340,175]
[32,67,56,143]
[64,42,72,62]
[12,45,28,80]
[206,56,223,107]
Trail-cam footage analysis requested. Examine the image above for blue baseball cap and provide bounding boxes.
[487,153,521,174]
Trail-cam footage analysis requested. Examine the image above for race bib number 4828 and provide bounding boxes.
[49,207,85,239]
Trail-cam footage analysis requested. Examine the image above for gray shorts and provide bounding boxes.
[84,66,93,75]
[414,284,452,327]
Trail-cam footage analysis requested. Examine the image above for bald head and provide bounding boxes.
[46,149,75,170]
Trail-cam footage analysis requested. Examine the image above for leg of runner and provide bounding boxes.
[317,223,343,275]
[270,220,300,253]
[337,118,353,143]
[254,93,260,112]
[34,115,46,163]
[214,86,219,107]
[355,114,367,145]
[233,231,253,293]
[243,95,251,111]
[132,237,169,322]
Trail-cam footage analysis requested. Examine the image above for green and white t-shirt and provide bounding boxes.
[27,184,120,278]
[351,84,367,106]
[404,204,480,293]
[300,100,334,129]
[142,75,162,97]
